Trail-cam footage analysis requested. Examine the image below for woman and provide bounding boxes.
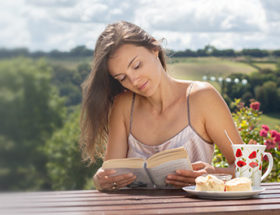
[80,21,243,191]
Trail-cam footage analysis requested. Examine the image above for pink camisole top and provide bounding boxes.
[126,83,214,164]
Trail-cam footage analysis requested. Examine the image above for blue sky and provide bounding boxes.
[1,0,280,51]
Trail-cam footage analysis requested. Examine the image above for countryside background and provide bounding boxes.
[0,45,279,191]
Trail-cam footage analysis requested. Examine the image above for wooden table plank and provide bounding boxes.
[3,202,280,215]
[1,183,280,215]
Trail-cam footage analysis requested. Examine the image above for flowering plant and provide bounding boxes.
[232,99,280,149]
[213,99,280,182]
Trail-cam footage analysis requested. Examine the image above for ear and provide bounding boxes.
[151,39,160,58]
[152,49,159,58]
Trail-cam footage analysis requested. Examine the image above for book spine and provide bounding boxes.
[143,162,157,188]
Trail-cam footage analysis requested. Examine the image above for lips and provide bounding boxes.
[138,81,148,91]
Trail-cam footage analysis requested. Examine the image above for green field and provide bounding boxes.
[44,56,280,128]
[254,63,277,70]
[261,113,280,129]
[167,57,257,81]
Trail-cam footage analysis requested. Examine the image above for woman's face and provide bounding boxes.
[108,44,163,97]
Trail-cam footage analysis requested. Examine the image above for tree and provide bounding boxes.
[255,81,280,112]
[51,63,90,106]
[45,106,102,190]
[0,57,66,190]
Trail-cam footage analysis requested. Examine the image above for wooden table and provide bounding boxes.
[1,183,280,215]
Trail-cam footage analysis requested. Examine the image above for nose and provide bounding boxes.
[127,70,140,87]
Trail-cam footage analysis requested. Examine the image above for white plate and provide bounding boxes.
[182,186,265,200]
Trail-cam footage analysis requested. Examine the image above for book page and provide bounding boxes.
[147,147,190,168]
[108,168,154,188]
[102,158,144,169]
[148,158,192,187]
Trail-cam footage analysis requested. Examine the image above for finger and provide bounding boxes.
[99,173,134,187]
[175,169,207,177]
[192,162,205,170]
[166,174,196,184]
[107,173,135,184]
[117,176,137,188]
[97,169,116,179]
[112,174,136,186]
[165,179,191,187]
[102,175,136,190]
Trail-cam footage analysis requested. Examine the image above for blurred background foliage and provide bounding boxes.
[0,46,279,191]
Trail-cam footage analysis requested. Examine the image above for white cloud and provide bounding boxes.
[0,0,279,51]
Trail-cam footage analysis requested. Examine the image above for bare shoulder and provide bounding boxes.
[190,81,221,102]
[112,91,133,108]
[110,91,133,121]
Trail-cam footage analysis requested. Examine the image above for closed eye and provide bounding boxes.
[120,76,126,82]
[134,62,141,70]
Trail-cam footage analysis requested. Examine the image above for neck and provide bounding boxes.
[144,72,180,114]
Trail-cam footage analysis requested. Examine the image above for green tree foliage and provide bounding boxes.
[51,63,90,106]
[223,68,280,113]
[45,106,102,190]
[242,49,269,58]
[221,73,251,105]
[255,81,280,112]
[0,58,66,190]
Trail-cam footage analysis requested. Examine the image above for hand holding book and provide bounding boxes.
[102,147,192,189]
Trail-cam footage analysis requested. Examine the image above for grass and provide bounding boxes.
[260,113,280,129]
[167,57,257,81]
[167,57,258,91]
[254,63,277,70]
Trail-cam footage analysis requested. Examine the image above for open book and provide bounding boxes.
[102,147,192,189]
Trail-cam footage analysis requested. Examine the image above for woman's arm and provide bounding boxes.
[201,82,242,165]
[105,92,131,160]
[93,92,136,191]
[166,82,242,187]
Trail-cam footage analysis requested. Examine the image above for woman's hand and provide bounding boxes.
[165,162,214,188]
[93,168,136,191]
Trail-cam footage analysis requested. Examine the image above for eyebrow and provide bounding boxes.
[113,55,138,78]
[127,55,137,69]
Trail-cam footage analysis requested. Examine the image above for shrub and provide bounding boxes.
[213,99,280,182]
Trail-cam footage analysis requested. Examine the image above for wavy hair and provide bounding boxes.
[80,21,167,164]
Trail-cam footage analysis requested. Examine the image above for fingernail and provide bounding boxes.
[167,175,172,179]
[176,170,181,174]
[128,173,133,177]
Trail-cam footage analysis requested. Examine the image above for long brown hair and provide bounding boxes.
[80,21,167,164]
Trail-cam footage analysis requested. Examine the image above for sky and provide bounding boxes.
[1,0,280,52]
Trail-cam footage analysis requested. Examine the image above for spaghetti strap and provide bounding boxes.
[187,83,193,125]
[129,93,136,133]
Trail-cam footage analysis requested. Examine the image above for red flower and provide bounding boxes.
[259,164,262,170]
[249,162,258,168]
[237,160,246,167]
[263,154,268,161]
[265,139,276,150]
[270,130,278,138]
[261,125,269,131]
[274,133,280,143]
[250,101,260,111]
[259,129,268,137]
[248,151,257,159]
[236,148,242,157]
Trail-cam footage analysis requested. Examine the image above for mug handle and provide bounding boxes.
[261,152,273,181]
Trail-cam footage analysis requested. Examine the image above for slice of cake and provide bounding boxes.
[225,177,252,191]
[195,174,225,191]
